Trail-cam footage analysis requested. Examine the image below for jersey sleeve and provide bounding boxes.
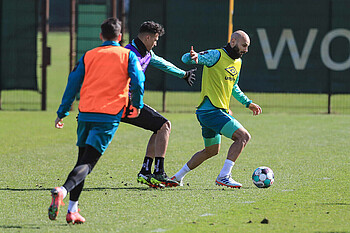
[149,50,186,78]
[128,51,145,109]
[231,75,252,108]
[181,49,220,67]
[56,55,85,119]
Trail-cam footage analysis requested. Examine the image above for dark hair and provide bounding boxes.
[139,21,165,36]
[101,18,121,40]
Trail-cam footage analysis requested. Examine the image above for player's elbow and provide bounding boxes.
[181,54,190,64]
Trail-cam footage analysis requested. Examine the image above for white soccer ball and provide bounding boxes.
[252,166,274,188]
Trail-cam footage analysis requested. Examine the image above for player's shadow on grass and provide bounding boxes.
[84,187,156,191]
[0,187,152,192]
[0,225,41,230]
[321,202,350,206]
[0,223,68,230]
[0,188,52,191]
[0,186,255,192]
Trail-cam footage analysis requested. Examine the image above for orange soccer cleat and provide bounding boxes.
[48,187,65,220]
[66,210,86,224]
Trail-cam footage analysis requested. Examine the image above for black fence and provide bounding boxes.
[0,0,38,91]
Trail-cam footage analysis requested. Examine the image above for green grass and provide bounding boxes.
[0,32,349,232]
[0,111,349,232]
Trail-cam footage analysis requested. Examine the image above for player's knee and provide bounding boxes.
[159,120,171,133]
[242,131,251,145]
[233,129,251,146]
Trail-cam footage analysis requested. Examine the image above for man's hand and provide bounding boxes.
[183,68,197,86]
[190,46,198,64]
[55,117,64,128]
[248,103,262,116]
[122,103,141,119]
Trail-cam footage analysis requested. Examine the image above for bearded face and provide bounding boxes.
[231,44,242,59]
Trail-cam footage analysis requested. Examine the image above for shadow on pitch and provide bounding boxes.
[0,186,254,192]
[0,225,41,230]
[0,188,52,192]
[0,187,156,192]
[320,202,350,206]
[0,223,68,230]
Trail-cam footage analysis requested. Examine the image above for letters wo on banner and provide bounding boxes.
[234,0,350,94]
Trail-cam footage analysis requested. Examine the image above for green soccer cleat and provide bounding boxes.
[137,173,165,189]
[153,173,180,187]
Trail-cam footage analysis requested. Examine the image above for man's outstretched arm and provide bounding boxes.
[181,46,220,67]
[150,51,196,86]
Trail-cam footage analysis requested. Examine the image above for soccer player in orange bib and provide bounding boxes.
[48,18,145,224]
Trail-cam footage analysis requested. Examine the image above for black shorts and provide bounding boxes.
[121,104,168,133]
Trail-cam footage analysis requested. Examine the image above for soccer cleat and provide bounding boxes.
[152,173,180,187]
[48,187,65,220]
[66,210,85,224]
[137,173,165,189]
[215,175,242,188]
[170,176,184,187]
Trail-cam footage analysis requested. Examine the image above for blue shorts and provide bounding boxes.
[76,121,120,154]
[196,109,242,147]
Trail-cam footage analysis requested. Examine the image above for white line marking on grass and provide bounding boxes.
[200,213,215,217]
[151,228,167,232]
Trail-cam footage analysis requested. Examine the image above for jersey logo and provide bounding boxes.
[225,65,237,76]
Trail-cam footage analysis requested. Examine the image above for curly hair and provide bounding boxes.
[139,21,165,36]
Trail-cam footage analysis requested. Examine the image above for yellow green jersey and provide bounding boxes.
[182,48,252,111]
[199,49,242,109]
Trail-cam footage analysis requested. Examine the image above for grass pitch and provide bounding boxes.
[0,32,349,232]
[0,111,349,232]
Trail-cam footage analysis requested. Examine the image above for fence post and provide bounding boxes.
[117,0,126,46]
[162,0,167,112]
[41,0,50,111]
[327,0,332,114]
[328,94,331,114]
[70,0,76,72]
[112,0,117,18]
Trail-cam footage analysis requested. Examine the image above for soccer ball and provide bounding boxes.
[252,166,274,188]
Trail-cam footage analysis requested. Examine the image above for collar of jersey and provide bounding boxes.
[101,41,121,46]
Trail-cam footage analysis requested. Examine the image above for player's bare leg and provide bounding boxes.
[152,121,179,187]
[227,127,251,162]
[145,133,156,159]
[216,128,251,188]
[145,120,171,159]
[187,144,220,170]
[138,121,176,187]
[171,144,220,185]
[154,121,171,158]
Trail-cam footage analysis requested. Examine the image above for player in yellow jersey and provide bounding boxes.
[171,30,262,188]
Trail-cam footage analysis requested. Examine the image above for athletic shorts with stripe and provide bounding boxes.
[196,108,243,147]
